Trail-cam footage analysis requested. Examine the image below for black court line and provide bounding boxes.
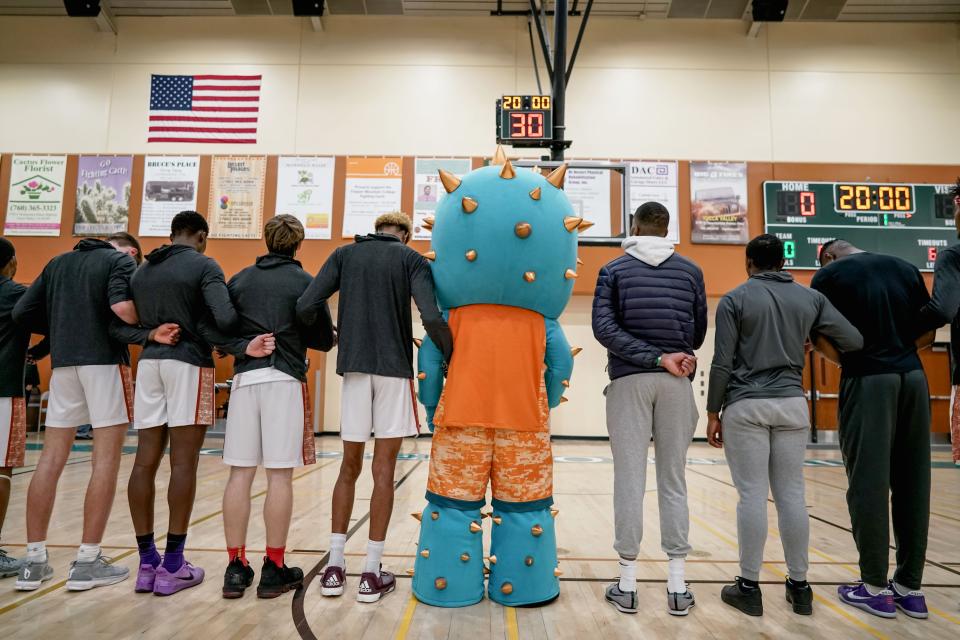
[291,460,424,640]
[686,466,960,580]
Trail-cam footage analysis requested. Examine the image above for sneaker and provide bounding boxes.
[356,567,395,603]
[838,583,896,619]
[66,554,130,591]
[222,558,255,599]
[257,557,303,599]
[721,577,763,617]
[320,565,345,597]
[667,587,696,617]
[15,558,53,591]
[153,561,204,596]
[0,548,22,578]
[605,583,638,614]
[889,582,928,620]
[785,578,813,615]
[135,563,159,593]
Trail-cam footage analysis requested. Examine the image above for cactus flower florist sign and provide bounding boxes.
[4,155,67,236]
[74,155,133,236]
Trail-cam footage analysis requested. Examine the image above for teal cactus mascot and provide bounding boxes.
[411,147,591,608]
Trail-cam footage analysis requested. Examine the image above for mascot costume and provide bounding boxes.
[411,147,592,608]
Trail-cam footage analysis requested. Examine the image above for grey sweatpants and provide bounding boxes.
[606,373,698,560]
[722,396,810,582]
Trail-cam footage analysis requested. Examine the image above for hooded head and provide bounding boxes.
[427,149,586,320]
[622,201,675,267]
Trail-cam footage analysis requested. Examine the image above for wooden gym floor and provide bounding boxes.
[0,434,957,639]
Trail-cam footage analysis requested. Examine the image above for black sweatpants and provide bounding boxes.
[838,369,931,590]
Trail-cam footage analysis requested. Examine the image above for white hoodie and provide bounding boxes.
[621,235,675,267]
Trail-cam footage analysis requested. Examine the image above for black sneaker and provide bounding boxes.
[785,577,813,615]
[257,557,303,599]
[222,558,255,599]
[721,577,763,617]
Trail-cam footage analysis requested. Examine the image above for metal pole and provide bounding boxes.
[527,19,543,95]
[551,0,568,161]
[565,0,593,84]
[528,0,554,80]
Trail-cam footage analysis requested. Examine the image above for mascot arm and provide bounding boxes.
[543,318,574,409]
[417,335,446,431]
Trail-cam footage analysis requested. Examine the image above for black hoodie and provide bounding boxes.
[112,243,238,368]
[0,277,30,397]
[206,253,335,382]
[14,239,135,368]
[297,233,452,379]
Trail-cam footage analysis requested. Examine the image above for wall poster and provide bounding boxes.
[412,158,471,240]
[689,161,749,244]
[139,155,201,237]
[207,155,267,240]
[275,156,335,240]
[629,161,680,244]
[73,155,134,236]
[342,157,403,238]
[4,155,67,237]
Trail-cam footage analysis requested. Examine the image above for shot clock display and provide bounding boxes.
[763,180,957,271]
[496,95,553,146]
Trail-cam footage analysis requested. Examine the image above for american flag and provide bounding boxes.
[148,74,261,144]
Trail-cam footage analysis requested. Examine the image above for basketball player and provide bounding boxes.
[297,212,453,603]
[112,211,273,597]
[593,202,705,616]
[108,232,144,266]
[205,215,335,599]
[915,178,960,464]
[706,234,862,617]
[11,238,174,592]
[813,240,933,619]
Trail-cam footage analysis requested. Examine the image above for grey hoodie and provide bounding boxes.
[707,271,863,413]
[622,235,675,267]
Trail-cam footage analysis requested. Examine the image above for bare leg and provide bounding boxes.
[127,426,168,536]
[331,442,364,534]
[264,468,294,548]
[222,466,256,549]
[26,427,76,542]
[167,425,207,534]
[368,437,403,542]
[82,424,126,543]
[0,467,11,538]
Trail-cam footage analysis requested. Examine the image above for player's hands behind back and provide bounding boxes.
[660,352,696,377]
[149,323,181,346]
[246,333,276,358]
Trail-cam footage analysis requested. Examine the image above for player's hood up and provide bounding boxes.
[145,243,194,264]
[255,253,302,270]
[622,235,675,267]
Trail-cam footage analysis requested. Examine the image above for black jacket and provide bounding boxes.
[208,253,335,382]
[0,277,30,397]
[297,234,453,379]
[917,244,960,383]
[14,239,135,368]
[111,244,237,368]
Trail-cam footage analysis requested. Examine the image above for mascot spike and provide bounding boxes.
[499,160,516,180]
[554,567,563,577]
[515,222,532,239]
[431,511,440,520]
[423,250,436,261]
[551,508,559,518]
[561,380,569,388]
[523,271,536,283]
[481,512,490,519]
[492,145,508,166]
[438,169,461,193]
[418,372,427,380]
[465,250,477,262]
[422,216,435,230]
[501,582,514,595]
[435,577,447,590]
[406,568,415,576]
[489,555,497,565]
[492,516,502,525]
[412,512,423,522]
[420,549,430,558]
[564,269,578,280]
[529,187,541,200]
[546,164,567,189]
[483,566,491,576]
[577,220,595,232]
[462,196,478,213]
[577,257,584,266]
[563,216,583,232]
[460,553,471,562]
[413,337,423,348]
[525,556,535,566]
[559,396,568,404]
[570,347,582,357]
[469,521,482,533]
[531,524,544,537]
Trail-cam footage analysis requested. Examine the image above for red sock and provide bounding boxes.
[266,546,285,567]
[228,546,247,566]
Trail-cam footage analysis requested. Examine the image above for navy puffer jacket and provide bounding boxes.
[592,238,708,381]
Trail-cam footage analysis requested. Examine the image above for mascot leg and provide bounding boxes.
[487,430,560,607]
[412,426,492,607]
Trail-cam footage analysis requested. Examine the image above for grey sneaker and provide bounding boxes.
[0,548,22,578]
[668,587,696,616]
[15,558,54,591]
[66,554,129,591]
[605,583,638,614]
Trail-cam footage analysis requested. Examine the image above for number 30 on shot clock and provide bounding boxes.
[497,95,553,144]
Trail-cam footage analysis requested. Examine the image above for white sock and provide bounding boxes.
[329,533,347,569]
[618,558,637,593]
[77,543,100,563]
[363,540,385,575]
[667,558,686,594]
[864,582,886,596]
[892,581,917,596]
[26,541,47,563]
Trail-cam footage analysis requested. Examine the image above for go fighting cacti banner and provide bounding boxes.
[4,155,67,237]
[73,155,134,237]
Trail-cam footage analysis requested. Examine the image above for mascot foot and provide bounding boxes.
[411,498,485,608]
[487,500,561,607]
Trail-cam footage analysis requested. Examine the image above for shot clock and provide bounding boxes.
[496,95,554,146]
[763,181,957,271]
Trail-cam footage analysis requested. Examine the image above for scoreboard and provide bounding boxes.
[763,181,957,271]
[496,95,553,147]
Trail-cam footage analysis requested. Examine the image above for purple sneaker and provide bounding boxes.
[153,561,205,596]
[838,583,896,618]
[135,563,158,593]
[320,565,345,597]
[890,582,929,619]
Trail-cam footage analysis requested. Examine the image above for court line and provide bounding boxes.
[290,460,424,640]
[504,606,519,640]
[394,595,418,640]
[0,460,336,618]
[803,474,960,525]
